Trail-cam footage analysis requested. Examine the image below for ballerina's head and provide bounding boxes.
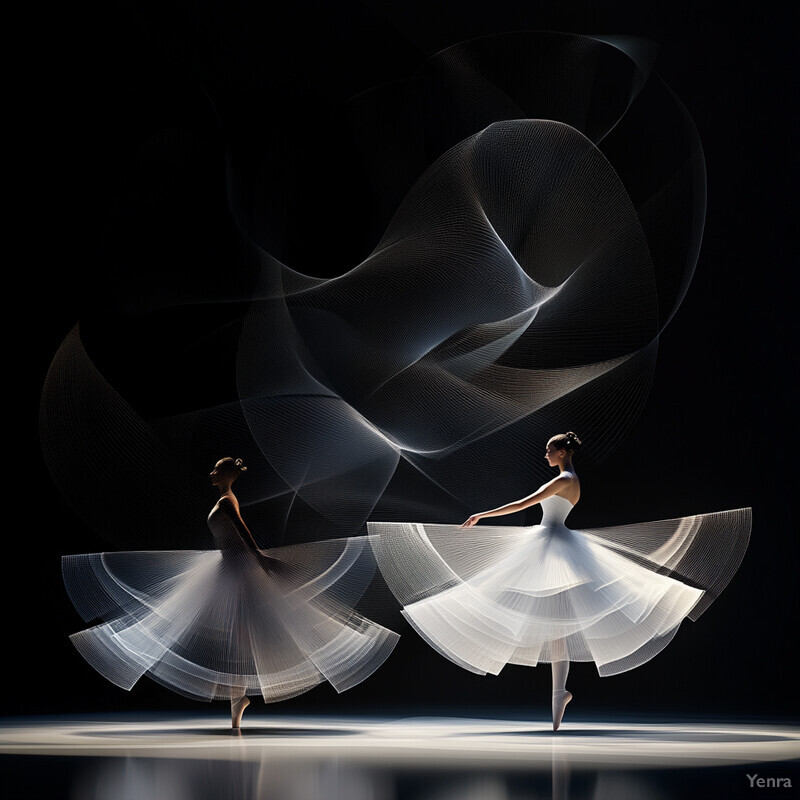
[209,457,248,489]
[545,432,581,469]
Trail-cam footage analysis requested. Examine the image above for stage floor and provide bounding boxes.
[2,713,798,799]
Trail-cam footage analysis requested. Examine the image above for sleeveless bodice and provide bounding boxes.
[208,503,248,552]
[539,494,575,527]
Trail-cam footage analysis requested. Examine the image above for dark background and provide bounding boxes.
[20,1,797,721]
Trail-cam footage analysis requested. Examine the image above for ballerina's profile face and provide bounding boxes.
[209,459,233,487]
[545,442,566,467]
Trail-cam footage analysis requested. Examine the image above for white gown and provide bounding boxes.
[367,481,751,677]
[63,502,399,702]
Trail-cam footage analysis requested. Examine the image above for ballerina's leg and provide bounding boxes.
[550,638,572,731]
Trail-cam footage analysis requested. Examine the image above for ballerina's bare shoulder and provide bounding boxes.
[548,472,581,506]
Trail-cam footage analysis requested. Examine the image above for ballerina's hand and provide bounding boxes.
[461,514,482,528]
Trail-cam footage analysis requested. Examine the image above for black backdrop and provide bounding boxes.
[21,1,797,721]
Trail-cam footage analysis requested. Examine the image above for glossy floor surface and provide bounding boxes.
[2,714,798,799]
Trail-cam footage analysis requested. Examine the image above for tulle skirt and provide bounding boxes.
[63,538,399,702]
[367,508,751,676]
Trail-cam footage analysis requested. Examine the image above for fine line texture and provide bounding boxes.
[41,32,707,548]
[368,499,751,677]
[64,502,399,702]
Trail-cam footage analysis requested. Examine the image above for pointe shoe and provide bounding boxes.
[231,696,251,729]
[552,690,572,731]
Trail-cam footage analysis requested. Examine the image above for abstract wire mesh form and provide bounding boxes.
[41,31,708,546]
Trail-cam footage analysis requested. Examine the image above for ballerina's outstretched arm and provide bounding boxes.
[461,474,573,527]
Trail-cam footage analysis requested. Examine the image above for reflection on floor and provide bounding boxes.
[1,714,798,800]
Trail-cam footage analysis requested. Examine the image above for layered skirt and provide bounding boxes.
[367,508,751,676]
[63,537,399,701]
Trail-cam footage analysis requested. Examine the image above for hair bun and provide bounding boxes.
[234,458,247,472]
[564,431,582,450]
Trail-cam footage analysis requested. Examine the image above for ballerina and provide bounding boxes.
[367,433,751,731]
[63,457,399,728]
[461,432,582,730]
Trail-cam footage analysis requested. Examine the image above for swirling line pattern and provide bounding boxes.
[39,31,725,695]
[229,32,705,535]
[42,32,705,544]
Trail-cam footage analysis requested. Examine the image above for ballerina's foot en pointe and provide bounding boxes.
[231,695,251,729]
[367,431,752,732]
[552,691,573,732]
[62,457,399,730]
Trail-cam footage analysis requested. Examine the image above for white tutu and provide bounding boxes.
[367,497,751,676]
[63,503,399,702]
